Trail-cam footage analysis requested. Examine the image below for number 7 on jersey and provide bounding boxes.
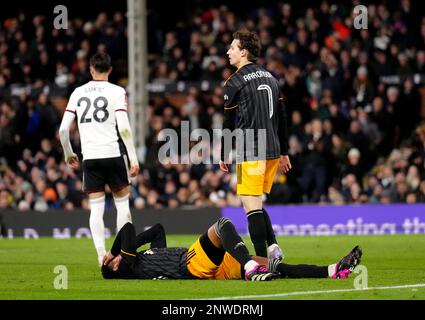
[257,84,273,118]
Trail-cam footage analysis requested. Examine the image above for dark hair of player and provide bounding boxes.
[89,52,112,73]
[232,30,262,61]
[101,264,118,279]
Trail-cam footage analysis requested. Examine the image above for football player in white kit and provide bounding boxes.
[59,53,139,266]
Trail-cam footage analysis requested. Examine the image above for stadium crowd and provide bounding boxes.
[1,0,425,211]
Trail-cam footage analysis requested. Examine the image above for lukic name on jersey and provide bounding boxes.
[84,86,104,93]
[242,70,272,82]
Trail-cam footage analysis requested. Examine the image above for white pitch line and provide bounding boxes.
[198,283,425,300]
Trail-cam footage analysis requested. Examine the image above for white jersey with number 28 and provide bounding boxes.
[65,80,127,160]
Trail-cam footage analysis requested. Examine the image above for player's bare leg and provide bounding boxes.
[240,195,263,213]
[89,191,106,266]
[113,185,132,232]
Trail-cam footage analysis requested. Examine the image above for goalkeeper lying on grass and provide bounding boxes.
[101,217,362,281]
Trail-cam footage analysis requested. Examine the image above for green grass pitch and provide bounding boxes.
[1,234,425,300]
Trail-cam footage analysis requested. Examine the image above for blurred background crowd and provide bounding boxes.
[1,0,425,211]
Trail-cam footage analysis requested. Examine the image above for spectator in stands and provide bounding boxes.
[297,119,331,202]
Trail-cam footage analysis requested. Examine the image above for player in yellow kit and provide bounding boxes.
[220,30,292,260]
[102,218,362,281]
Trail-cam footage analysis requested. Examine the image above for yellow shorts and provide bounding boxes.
[236,159,279,195]
[186,238,242,280]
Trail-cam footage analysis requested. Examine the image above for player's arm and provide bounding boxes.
[135,223,167,249]
[59,93,79,169]
[115,91,139,177]
[277,97,292,174]
[220,84,239,172]
[105,222,137,266]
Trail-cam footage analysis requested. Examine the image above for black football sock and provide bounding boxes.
[214,217,252,266]
[262,208,277,246]
[276,263,328,278]
[247,209,267,257]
